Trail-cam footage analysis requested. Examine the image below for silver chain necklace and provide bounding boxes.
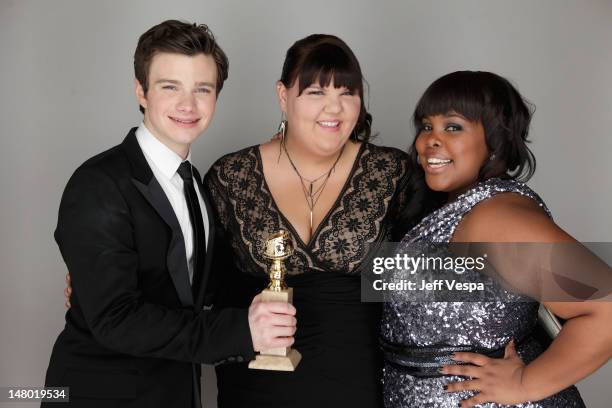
[282,141,346,237]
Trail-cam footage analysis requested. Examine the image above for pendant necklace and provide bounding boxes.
[282,141,346,237]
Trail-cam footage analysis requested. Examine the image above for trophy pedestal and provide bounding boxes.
[248,348,302,371]
[248,288,302,371]
[261,287,293,302]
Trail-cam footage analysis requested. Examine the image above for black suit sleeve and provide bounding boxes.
[55,166,255,363]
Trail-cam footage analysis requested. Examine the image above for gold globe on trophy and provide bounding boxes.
[248,230,302,371]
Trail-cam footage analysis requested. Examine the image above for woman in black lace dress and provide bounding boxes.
[381,71,612,407]
[204,35,416,408]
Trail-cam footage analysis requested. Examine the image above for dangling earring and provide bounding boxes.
[277,113,287,163]
[489,153,496,161]
[278,116,287,142]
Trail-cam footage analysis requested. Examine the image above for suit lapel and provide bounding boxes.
[132,178,194,307]
[122,129,194,307]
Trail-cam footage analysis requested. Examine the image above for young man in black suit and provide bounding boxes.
[43,20,296,408]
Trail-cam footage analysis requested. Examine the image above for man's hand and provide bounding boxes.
[248,294,297,351]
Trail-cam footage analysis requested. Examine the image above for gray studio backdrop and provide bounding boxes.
[1,0,611,407]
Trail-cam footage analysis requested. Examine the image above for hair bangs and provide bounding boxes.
[295,43,362,95]
[280,34,372,142]
[413,73,489,129]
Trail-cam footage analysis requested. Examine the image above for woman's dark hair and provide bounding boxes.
[411,70,536,182]
[134,20,229,114]
[280,34,372,142]
[400,71,537,227]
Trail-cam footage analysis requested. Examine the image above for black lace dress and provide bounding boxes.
[204,143,410,408]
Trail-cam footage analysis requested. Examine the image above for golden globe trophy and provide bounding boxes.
[248,230,302,371]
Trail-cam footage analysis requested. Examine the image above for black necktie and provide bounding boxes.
[177,161,206,294]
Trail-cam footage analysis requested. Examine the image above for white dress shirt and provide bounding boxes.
[136,123,209,284]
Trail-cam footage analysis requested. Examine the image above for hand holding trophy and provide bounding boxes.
[248,230,302,371]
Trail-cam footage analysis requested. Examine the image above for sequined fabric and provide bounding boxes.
[381,178,585,407]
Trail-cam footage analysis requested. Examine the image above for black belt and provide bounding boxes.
[380,338,506,378]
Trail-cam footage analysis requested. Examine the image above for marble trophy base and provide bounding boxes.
[248,288,302,371]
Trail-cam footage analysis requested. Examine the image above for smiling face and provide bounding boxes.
[415,112,489,198]
[277,78,361,157]
[135,52,218,158]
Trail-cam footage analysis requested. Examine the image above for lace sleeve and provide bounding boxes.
[202,161,236,307]
[204,161,230,231]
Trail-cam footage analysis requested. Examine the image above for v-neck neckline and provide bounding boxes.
[255,142,367,250]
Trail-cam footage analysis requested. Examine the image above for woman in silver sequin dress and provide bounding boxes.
[381,71,612,407]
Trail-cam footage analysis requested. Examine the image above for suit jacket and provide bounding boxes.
[43,128,255,408]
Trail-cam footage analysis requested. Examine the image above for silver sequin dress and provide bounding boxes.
[381,178,585,407]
